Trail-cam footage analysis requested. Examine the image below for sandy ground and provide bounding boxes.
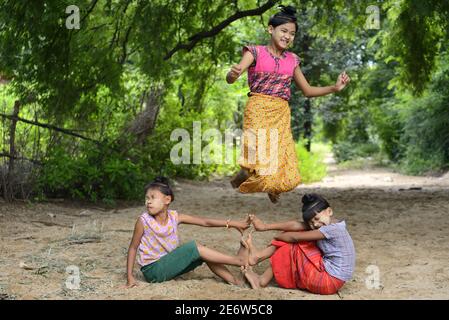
[1,165,449,300]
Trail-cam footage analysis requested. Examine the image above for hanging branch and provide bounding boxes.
[0,153,42,165]
[80,0,100,25]
[0,112,101,145]
[164,0,280,60]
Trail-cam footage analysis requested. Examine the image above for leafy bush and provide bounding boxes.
[333,141,380,162]
[399,94,449,175]
[37,143,151,204]
[296,141,328,184]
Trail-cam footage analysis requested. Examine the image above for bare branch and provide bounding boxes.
[164,0,280,60]
[80,0,100,25]
[120,24,133,64]
[0,153,42,165]
[0,113,101,145]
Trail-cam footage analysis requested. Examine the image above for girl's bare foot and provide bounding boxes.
[268,193,280,203]
[230,169,249,189]
[245,232,259,266]
[238,236,250,266]
[241,266,261,289]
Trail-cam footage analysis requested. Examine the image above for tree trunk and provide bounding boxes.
[5,100,20,201]
[123,86,164,146]
[303,99,312,152]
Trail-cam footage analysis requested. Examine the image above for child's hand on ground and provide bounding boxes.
[248,214,267,231]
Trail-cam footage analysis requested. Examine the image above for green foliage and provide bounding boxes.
[37,142,151,204]
[379,0,449,94]
[398,62,449,174]
[331,48,449,174]
[2,0,449,203]
[0,1,125,120]
[296,141,328,184]
[333,142,380,163]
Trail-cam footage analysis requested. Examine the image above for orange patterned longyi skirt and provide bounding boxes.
[238,92,301,194]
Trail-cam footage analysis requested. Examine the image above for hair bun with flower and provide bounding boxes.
[269,4,298,31]
[279,5,297,17]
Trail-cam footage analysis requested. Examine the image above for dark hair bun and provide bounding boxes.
[153,176,170,186]
[279,5,297,16]
[302,193,318,205]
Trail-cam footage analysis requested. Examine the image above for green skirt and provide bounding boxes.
[140,240,203,283]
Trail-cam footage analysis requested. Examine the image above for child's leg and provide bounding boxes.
[205,262,243,286]
[259,266,274,287]
[202,239,248,286]
[246,233,276,265]
[196,242,247,267]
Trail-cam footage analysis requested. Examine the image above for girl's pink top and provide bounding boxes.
[243,45,301,101]
[137,210,180,267]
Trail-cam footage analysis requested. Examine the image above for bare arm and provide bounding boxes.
[178,213,249,234]
[275,230,325,242]
[259,220,308,232]
[250,214,308,232]
[126,218,144,287]
[293,66,350,98]
[226,50,255,84]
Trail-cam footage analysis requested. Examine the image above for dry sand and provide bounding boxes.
[1,166,449,300]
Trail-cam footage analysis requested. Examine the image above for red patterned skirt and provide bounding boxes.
[270,240,345,295]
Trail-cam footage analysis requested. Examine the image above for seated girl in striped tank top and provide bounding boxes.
[125,176,251,288]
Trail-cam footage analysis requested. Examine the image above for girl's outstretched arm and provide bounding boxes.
[293,66,350,97]
[250,214,308,232]
[275,230,325,242]
[226,50,254,84]
[125,218,144,288]
[178,213,250,234]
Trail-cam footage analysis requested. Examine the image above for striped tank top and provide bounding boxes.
[137,210,180,267]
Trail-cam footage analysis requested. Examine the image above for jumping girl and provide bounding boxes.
[227,5,350,203]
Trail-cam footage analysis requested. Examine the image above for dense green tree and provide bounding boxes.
[1,0,448,201]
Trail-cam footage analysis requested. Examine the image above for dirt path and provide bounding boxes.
[1,166,449,300]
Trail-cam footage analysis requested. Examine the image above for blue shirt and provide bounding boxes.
[317,221,356,281]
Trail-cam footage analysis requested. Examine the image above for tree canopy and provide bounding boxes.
[1,0,448,202]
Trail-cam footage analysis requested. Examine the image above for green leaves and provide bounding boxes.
[37,142,150,203]
[2,0,449,202]
[380,0,449,94]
